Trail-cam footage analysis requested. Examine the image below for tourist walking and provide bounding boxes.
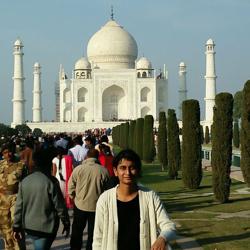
[68,135,86,167]
[68,149,109,250]
[92,149,177,250]
[13,148,70,250]
[52,146,74,208]
[0,143,26,250]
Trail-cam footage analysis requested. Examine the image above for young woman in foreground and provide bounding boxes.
[93,149,176,250]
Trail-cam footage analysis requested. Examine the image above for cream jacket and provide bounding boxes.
[93,186,176,250]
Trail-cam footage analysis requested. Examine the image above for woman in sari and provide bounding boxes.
[52,146,74,208]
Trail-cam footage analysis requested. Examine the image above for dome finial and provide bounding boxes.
[111,5,114,20]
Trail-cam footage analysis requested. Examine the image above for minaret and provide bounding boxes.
[12,39,25,127]
[32,62,42,122]
[178,62,187,120]
[204,38,217,122]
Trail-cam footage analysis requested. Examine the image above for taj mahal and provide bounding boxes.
[11,14,217,133]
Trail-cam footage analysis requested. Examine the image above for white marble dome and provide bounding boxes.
[206,38,214,45]
[136,57,152,69]
[179,62,186,67]
[75,57,91,69]
[87,20,138,69]
[14,39,23,46]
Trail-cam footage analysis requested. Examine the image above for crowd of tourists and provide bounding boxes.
[0,128,176,250]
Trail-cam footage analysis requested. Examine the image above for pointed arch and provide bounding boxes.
[141,106,150,118]
[78,107,87,122]
[64,106,71,122]
[102,85,126,121]
[78,87,88,102]
[141,87,151,102]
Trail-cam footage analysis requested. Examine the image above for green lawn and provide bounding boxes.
[140,162,250,250]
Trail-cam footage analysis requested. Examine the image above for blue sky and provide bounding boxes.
[0,0,249,124]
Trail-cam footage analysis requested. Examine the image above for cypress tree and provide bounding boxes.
[112,126,117,145]
[182,100,202,189]
[119,124,124,148]
[204,126,210,144]
[233,121,240,148]
[117,125,121,147]
[240,80,250,186]
[124,122,129,149]
[128,120,136,150]
[135,118,144,159]
[211,92,233,202]
[233,91,243,121]
[167,109,181,179]
[157,112,168,170]
[200,125,204,144]
[143,115,155,163]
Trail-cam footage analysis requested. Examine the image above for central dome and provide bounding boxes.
[87,20,138,69]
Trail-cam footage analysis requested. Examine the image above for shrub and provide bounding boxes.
[211,92,233,203]
[240,80,250,186]
[233,121,240,148]
[157,112,168,170]
[143,115,155,163]
[182,100,202,189]
[134,118,144,159]
[204,126,210,144]
[167,109,181,179]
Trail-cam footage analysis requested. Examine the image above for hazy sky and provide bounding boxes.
[0,0,249,125]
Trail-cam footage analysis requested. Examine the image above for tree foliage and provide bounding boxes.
[204,126,210,144]
[240,80,250,186]
[142,115,155,163]
[233,91,242,121]
[233,121,240,148]
[200,125,204,144]
[128,120,136,150]
[167,109,181,179]
[0,123,17,137]
[134,118,144,159]
[211,93,233,203]
[33,128,43,138]
[157,112,168,170]
[15,124,32,137]
[181,100,202,189]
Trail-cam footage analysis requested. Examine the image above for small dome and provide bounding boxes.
[206,38,214,45]
[179,62,186,67]
[14,39,23,46]
[87,20,138,69]
[75,57,91,70]
[136,57,152,69]
[34,62,40,67]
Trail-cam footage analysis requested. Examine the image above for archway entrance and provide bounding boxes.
[102,85,125,121]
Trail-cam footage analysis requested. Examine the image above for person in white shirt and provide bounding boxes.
[93,149,176,250]
[68,136,86,167]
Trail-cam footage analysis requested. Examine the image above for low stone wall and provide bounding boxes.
[27,121,160,133]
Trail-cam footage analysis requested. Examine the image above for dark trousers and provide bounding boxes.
[70,206,95,250]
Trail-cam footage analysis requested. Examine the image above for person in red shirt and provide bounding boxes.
[98,143,114,177]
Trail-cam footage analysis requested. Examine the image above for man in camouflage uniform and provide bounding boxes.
[0,144,25,250]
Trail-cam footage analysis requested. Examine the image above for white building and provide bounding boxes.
[13,17,216,133]
[58,19,168,125]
